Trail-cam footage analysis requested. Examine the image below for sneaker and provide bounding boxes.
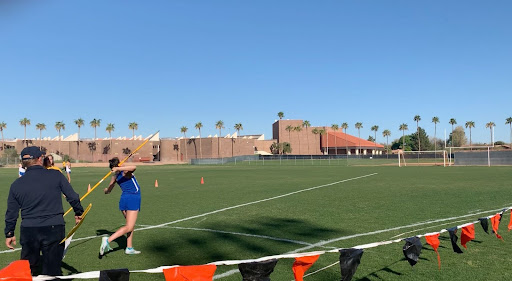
[99,237,112,255]
[125,247,141,255]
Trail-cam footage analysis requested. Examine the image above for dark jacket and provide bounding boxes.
[4,165,83,238]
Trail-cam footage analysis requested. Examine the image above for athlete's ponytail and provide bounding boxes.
[109,157,120,170]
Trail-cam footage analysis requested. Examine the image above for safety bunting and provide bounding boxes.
[19,207,511,281]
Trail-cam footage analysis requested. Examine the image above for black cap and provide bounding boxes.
[20,146,45,161]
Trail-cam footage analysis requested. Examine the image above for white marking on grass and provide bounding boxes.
[389,218,469,239]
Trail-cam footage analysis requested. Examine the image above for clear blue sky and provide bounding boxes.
[1,1,511,144]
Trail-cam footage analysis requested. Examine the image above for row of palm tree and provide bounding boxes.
[180,120,238,158]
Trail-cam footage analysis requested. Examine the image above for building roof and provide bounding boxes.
[321,131,384,149]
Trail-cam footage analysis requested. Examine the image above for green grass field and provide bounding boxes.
[0,164,511,280]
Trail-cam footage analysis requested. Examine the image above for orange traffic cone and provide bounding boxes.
[87,184,91,193]
[200,177,204,185]
[155,179,159,188]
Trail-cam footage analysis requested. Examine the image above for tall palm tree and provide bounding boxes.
[449,118,457,147]
[285,125,294,142]
[19,118,31,146]
[312,128,319,154]
[414,115,421,152]
[371,125,379,155]
[74,118,84,161]
[35,123,46,149]
[128,122,138,139]
[382,129,391,158]
[0,122,5,150]
[331,124,339,155]
[234,123,243,156]
[215,120,224,156]
[303,120,311,154]
[195,122,203,158]
[341,122,348,155]
[55,121,65,154]
[106,123,115,157]
[319,128,326,154]
[486,122,496,145]
[399,123,408,151]
[294,125,302,154]
[432,117,439,152]
[90,119,101,140]
[355,122,363,156]
[277,112,284,120]
[465,121,475,149]
[506,117,512,147]
[181,126,188,160]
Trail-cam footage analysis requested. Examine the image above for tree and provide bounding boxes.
[449,118,457,147]
[285,125,294,143]
[367,136,375,142]
[410,127,431,151]
[215,120,224,156]
[432,116,439,152]
[0,122,5,150]
[355,122,363,155]
[75,118,84,161]
[318,128,326,155]
[414,115,421,152]
[486,122,496,145]
[448,126,467,147]
[382,129,391,157]
[195,122,203,158]
[35,123,46,149]
[277,112,284,120]
[303,120,311,154]
[282,142,292,154]
[465,121,475,149]
[331,124,339,155]
[181,126,188,160]
[506,117,512,147]
[312,128,319,154]
[55,121,65,154]
[128,122,138,139]
[19,118,31,146]
[106,123,115,157]
[371,125,379,155]
[341,122,348,155]
[233,123,243,156]
[399,123,408,150]
[294,126,302,154]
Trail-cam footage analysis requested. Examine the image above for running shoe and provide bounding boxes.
[125,247,141,255]
[99,237,112,255]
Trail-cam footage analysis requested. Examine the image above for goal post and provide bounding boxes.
[398,150,447,167]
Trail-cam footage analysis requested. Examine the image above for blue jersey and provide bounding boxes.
[115,172,141,195]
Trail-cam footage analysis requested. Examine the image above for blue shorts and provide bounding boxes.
[119,194,141,211]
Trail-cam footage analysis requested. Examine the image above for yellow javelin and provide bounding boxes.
[63,130,159,216]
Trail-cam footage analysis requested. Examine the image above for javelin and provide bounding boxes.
[64,130,160,216]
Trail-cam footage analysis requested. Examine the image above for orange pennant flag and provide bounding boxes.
[292,255,320,281]
[0,260,32,281]
[425,233,441,269]
[163,264,216,281]
[491,213,503,240]
[508,209,512,231]
[460,224,475,248]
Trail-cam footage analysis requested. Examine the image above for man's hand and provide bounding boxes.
[5,236,16,250]
[104,188,110,194]
[75,215,82,225]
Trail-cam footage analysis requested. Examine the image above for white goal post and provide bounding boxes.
[398,150,447,167]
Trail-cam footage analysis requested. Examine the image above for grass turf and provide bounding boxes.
[0,164,511,280]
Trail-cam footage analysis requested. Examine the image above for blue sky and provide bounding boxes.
[1,1,511,144]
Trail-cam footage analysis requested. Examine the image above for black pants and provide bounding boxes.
[20,225,65,276]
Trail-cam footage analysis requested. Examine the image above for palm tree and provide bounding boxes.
[215,120,224,156]
[181,126,188,160]
[319,128,326,154]
[432,117,439,152]
[312,128,319,155]
[106,123,115,157]
[414,115,421,152]
[303,120,311,154]
[35,123,46,149]
[506,117,512,147]
[294,126,302,154]
[355,122,363,156]
[371,125,379,155]
[465,121,475,149]
[55,121,65,154]
[128,122,138,139]
[19,118,31,146]
[0,122,5,150]
[485,122,496,145]
[399,123,408,151]
[90,119,101,140]
[382,129,391,158]
[331,124,339,155]
[74,118,84,161]
[195,122,203,158]
[277,112,284,120]
[234,123,243,156]
[341,122,348,155]
[449,118,457,147]
[285,125,294,142]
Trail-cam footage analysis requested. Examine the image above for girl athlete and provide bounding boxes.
[43,154,62,172]
[65,161,71,182]
[100,157,141,255]
[18,163,25,177]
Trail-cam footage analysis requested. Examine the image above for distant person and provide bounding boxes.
[43,155,62,172]
[18,164,25,178]
[100,157,142,256]
[65,161,71,183]
[5,146,84,276]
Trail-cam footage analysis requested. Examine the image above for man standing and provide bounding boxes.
[4,146,84,276]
